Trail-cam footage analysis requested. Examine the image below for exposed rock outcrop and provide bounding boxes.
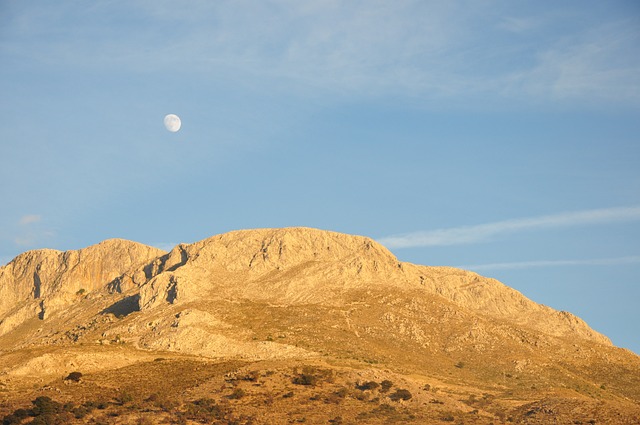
[0,228,611,347]
[1,228,637,425]
[0,239,165,335]
[135,227,611,346]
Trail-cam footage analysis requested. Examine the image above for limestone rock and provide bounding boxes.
[0,227,612,347]
[0,239,165,335]
[134,227,611,345]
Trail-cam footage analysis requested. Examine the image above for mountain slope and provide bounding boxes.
[135,227,609,345]
[0,227,638,424]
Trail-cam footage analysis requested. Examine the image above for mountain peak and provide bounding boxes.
[0,228,613,348]
[2,228,638,423]
[185,226,399,272]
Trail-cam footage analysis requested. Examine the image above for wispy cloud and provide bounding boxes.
[14,214,53,247]
[459,255,640,271]
[18,214,42,225]
[505,20,640,104]
[378,206,640,249]
[4,2,638,104]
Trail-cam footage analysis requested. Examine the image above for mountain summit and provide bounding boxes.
[1,228,638,424]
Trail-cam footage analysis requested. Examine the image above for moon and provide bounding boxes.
[164,114,181,132]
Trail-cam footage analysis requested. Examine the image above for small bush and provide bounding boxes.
[355,391,369,401]
[292,373,318,386]
[72,405,90,419]
[87,399,109,410]
[240,370,260,382]
[32,396,62,416]
[334,387,349,398]
[185,398,227,422]
[228,388,246,399]
[115,391,134,405]
[455,361,465,369]
[146,393,177,411]
[389,389,412,401]
[356,381,380,391]
[2,414,20,425]
[380,380,393,393]
[325,393,345,405]
[12,409,29,419]
[64,371,83,382]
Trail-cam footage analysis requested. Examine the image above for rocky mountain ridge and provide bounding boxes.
[1,227,639,424]
[0,227,610,345]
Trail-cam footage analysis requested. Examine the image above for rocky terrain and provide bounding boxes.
[0,227,639,424]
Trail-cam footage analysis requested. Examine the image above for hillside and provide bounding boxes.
[1,227,639,424]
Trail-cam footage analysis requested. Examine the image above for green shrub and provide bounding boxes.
[115,391,134,405]
[71,405,90,419]
[32,396,62,416]
[389,389,412,401]
[185,398,226,422]
[242,370,260,382]
[2,414,20,425]
[228,388,246,399]
[12,409,29,419]
[292,373,318,386]
[380,380,393,393]
[334,387,349,398]
[356,381,380,391]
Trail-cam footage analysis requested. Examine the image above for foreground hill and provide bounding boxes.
[0,227,638,424]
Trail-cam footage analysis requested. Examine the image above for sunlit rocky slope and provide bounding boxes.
[1,228,638,424]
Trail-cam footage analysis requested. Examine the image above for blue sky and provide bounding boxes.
[1,1,639,353]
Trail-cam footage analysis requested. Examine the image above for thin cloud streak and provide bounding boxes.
[378,206,640,248]
[3,2,639,104]
[19,214,42,225]
[459,255,640,271]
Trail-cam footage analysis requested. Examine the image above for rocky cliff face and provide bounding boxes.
[1,228,638,425]
[134,227,611,345]
[0,227,611,347]
[0,239,165,335]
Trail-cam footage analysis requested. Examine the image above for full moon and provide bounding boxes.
[164,114,181,132]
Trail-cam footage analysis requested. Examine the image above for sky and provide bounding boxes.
[1,1,639,354]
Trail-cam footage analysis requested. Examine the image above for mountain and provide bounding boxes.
[1,227,638,424]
